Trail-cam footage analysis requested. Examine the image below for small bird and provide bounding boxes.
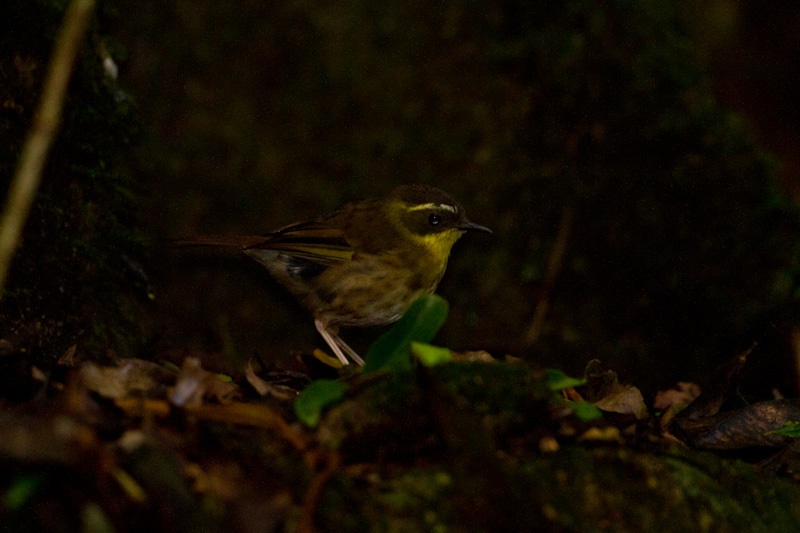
[176,184,490,366]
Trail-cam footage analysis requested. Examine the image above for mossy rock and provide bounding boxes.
[312,361,800,532]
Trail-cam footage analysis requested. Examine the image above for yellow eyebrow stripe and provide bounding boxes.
[406,202,456,213]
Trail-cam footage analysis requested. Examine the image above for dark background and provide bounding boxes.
[4,0,800,399]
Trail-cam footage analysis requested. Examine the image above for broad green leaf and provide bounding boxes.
[567,400,604,421]
[411,342,452,366]
[363,295,449,373]
[294,379,347,427]
[766,421,800,438]
[544,369,587,391]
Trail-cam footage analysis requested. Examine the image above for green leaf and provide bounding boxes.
[294,379,347,427]
[159,360,181,373]
[765,421,800,438]
[567,400,604,421]
[82,502,116,533]
[4,474,44,510]
[363,294,449,373]
[411,342,452,366]
[544,369,587,391]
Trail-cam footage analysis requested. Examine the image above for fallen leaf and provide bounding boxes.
[578,426,621,443]
[114,398,171,418]
[58,345,78,367]
[170,357,239,406]
[451,350,495,362]
[684,399,800,450]
[80,359,173,399]
[185,462,243,501]
[581,360,620,402]
[114,398,306,449]
[0,339,15,357]
[594,385,649,419]
[31,366,47,383]
[677,344,753,421]
[654,382,701,411]
[538,436,560,453]
[245,359,270,396]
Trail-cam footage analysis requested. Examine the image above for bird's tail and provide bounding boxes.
[168,235,270,249]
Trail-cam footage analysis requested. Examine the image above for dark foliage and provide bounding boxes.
[113,0,800,392]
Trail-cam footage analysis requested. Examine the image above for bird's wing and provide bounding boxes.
[247,220,354,265]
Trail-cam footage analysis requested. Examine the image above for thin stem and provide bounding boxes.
[524,207,575,346]
[0,0,97,293]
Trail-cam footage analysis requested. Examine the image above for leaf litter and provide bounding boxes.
[2,305,800,530]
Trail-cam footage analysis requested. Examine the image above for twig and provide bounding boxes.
[114,398,310,451]
[792,327,800,396]
[0,0,97,293]
[297,450,341,533]
[524,207,575,346]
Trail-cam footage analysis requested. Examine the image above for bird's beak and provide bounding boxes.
[459,221,492,234]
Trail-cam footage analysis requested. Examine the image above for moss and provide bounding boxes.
[318,362,551,461]
[311,360,800,531]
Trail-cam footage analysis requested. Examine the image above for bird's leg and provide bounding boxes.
[314,319,364,366]
[333,334,365,366]
[314,319,349,366]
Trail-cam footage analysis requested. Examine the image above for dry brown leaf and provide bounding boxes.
[114,398,307,450]
[245,359,270,396]
[80,359,172,399]
[58,344,78,366]
[185,462,242,500]
[0,411,98,463]
[578,426,622,443]
[594,385,649,419]
[451,350,496,362]
[115,397,171,418]
[564,388,585,402]
[688,399,800,450]
[169,357,238,406]
[0,339,15,357]
[654,382,702,411]
[538,436,560,453]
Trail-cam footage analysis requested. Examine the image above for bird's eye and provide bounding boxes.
[428,213,441,226]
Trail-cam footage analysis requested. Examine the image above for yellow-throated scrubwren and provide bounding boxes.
[176,184,490,366]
